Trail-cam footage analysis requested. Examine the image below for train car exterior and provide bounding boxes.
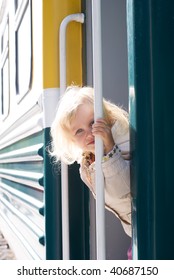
[0,0,132,260]
[0,0,85,260]
[0,0,45,259]
[127,0,174,260]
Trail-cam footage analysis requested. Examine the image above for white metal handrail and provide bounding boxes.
[59,13,84,260]
[92,0,106,259]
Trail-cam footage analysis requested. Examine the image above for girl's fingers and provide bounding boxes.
[92,119,109,130]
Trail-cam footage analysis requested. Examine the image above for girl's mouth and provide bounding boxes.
[87,140,95,145]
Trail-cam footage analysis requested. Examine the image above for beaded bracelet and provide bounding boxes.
[102,144,121,162]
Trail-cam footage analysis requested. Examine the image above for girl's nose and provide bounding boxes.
[86,127,93,137]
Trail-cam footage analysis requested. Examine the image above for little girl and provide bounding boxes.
[50,86,132,248]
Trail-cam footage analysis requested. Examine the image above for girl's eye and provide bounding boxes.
[90,120,94,126]
[75,128,83,135]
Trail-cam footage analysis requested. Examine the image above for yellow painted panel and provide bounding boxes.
[43,0,82,89]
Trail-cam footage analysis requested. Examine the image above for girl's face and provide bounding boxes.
[70,103,95,153]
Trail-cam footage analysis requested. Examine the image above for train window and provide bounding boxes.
[0,17,9,119]
[15,0,32,98]
[14,0,23,11]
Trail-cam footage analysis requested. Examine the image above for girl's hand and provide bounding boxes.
[92,118,115,154]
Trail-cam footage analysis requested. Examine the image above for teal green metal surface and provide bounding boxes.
[44,128,89,260]
[44,128,62,259]
[127,0,174,259]
[68,163,89,260]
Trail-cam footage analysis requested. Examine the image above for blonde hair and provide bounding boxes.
[50,86,129,164]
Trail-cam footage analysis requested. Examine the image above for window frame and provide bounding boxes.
[0,15,10,120]
[14,0,32,102]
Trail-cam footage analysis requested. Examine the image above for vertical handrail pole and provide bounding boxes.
[92,0,106,259]
[59,13,84,260]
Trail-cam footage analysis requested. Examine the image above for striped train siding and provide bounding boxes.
[0,105,45,260]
